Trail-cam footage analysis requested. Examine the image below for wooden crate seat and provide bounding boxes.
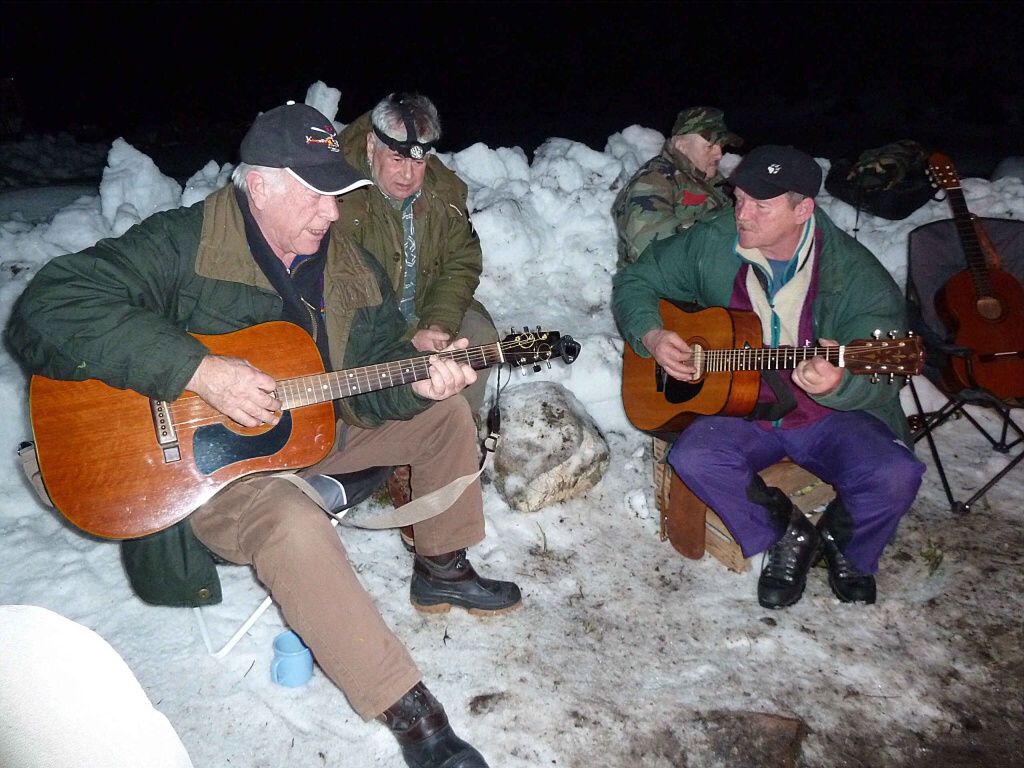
[654,438,836,572]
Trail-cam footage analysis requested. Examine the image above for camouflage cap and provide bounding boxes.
[671,107,743,147]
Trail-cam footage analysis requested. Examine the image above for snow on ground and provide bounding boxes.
[1,91,1022,766]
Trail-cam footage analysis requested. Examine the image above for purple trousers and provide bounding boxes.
[668,411,925,573]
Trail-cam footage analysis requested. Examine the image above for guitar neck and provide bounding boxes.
[944,185,993,296]
[697,345,843,373]
[276,342,503,411]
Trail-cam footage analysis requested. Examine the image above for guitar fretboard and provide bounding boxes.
[929,156,995,299]
[695,345,843,373]
[276,342,505,410]
[945,184,993,298]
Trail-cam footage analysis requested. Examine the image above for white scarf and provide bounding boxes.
[735,215,816,347]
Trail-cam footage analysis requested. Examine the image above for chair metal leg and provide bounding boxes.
[962,448,1024,512]
[194,596,274,659]
[909,378,961,512]
[910,378,1024,514]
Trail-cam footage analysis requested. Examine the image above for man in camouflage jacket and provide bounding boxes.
[612,107,743,269]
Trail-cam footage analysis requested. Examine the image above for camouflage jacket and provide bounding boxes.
[611,141,733,269]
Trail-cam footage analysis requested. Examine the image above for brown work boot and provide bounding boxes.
[378,682,489,768]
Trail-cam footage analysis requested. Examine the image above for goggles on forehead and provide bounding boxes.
[372,123,436,159]
[372,99,435,160]
[373,124,434,159]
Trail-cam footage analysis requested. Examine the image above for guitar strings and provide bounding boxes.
[164,336,558,429]
[694,341,918,373]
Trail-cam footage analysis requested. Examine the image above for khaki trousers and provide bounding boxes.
[189,396,485,719]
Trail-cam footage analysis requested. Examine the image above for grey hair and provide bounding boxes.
[231,163,290,198]
[370,93,441,144]
[785,191,812,206]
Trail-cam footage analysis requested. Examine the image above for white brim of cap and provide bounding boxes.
[286,167,374,196]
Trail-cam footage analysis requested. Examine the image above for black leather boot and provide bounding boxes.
[757,509,821,609]
[378,682,488,768]
[411,550,522,615]
[818,518,877,604]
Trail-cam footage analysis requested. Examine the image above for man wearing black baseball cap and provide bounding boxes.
[8,101,519,768]
[728,144,823,200]
[613,143,924,611]
[239,101,370,196]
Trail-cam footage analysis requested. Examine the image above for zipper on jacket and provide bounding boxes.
[300,298,319,342]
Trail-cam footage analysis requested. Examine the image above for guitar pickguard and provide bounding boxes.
[658,369,705,404]
[193,412,294,476]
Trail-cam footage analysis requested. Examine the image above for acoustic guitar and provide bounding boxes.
[621,302,924,433]
[927,152,1024,398]
[29,321,580,540]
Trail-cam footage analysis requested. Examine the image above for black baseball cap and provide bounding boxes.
[729,145,822,199]
[240,102,371,195]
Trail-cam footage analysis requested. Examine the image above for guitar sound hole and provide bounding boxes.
[976,296,1004,322]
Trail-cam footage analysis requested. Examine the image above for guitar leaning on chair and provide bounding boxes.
[927,152,1024,399]
[622,302,924,434]
[29,321,581,540]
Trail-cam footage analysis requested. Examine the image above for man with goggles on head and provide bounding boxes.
[338,93,497,418]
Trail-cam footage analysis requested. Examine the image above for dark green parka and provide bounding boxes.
[7,184,429,427]
[6,184,431,605]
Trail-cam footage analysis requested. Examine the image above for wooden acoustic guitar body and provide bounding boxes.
[622,303,763,433]
[30,323,336,540]
[936,267,1024,399]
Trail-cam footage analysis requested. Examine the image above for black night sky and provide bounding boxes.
[3,2,1021,177]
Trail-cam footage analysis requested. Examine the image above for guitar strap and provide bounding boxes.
[744,370,798,423]
[274,467,486,529]
[272,407,501,529]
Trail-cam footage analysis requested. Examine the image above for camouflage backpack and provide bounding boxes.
[825,139,937,221]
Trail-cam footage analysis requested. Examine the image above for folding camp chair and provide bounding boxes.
[905,216,1024,513]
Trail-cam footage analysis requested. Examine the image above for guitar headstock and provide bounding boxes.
[502,328,581,371]
[927,151,962,192]
[845,336,925,378]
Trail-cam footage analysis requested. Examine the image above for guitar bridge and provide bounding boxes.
[150,399,181,463]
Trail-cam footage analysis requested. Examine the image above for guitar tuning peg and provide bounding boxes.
[888,330,899,339]
[872,330,882,339]
[545,361,552,370]
[888,373,897,384]
[532,364,541,373]
[871,373,880,383]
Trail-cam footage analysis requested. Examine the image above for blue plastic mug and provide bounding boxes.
[270,630,313,687]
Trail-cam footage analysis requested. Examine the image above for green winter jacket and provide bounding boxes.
[611,140,733,269]
[6,184,431,606]
[336,113,488,337]
[612,207,912,444]
[7,184,429,428]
